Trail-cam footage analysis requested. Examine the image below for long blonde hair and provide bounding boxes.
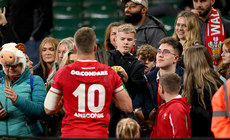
[56,37,74,64]
[182,45,223,109]
[39,37,58,79]
[116,118,140,138]
[59,49,77,68]
[47,37,74,87]
[172,11,200,53]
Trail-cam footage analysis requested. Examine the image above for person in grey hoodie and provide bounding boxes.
[121,0,166,55]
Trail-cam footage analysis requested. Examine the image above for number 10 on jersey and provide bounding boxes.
[73,84,106,113]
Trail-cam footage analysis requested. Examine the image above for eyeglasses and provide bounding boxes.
[3,64,21,69]
[157,49,177,56]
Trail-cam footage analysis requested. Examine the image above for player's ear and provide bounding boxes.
[94,44,97,53]
[73,44,77,52]
[158,84,164,94]
[161,86,164,94]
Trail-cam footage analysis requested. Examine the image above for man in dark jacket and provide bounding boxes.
[121,0,166,55]
[192,0,230,70]
[133,37,184,136]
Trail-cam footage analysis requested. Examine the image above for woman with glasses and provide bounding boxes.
[0,43,46,136]
[182,45,223,137]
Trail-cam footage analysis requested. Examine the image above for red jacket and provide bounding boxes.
[150,96,191,138]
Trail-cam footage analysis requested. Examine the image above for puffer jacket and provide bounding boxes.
[0,67,47,136]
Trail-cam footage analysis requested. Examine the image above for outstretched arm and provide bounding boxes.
[44,88,63,115]
[112,89,132,113]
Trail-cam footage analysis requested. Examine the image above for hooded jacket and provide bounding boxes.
[108,50,144,99]
[133,15,166,54]
[133,66,184,119]
[0,67,47,136]
[150,96,191,138]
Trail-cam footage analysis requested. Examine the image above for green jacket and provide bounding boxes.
[0,67,47,136]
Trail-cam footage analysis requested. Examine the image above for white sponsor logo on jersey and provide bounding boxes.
[71,70,108,76]
[74,112,104,118]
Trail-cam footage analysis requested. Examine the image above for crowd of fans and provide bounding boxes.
[0,0,230,139]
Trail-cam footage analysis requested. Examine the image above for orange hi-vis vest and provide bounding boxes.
[211,79,230,138]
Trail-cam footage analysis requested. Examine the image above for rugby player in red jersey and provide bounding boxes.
[44,27,132,138]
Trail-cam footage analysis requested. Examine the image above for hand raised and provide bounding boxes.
[117,66,128,83]
[0,108,7,119]
[0,7,7,26]
[5,86,18,104]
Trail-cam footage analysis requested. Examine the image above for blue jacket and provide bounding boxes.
[0,67,47,136]
[133,67,184,119]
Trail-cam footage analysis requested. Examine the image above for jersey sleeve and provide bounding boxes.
[111,69,124,94]
[50,67,64,95]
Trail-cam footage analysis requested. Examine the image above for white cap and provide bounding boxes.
[121,0,148,9]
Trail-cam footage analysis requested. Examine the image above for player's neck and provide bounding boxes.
[165,93,179,103]
[77,53,95,60]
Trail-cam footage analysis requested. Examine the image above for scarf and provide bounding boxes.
[206,8,225,68]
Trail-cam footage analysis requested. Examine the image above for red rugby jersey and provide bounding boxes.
[50,60,123,138]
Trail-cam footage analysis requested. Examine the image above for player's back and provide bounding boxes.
[52,60,123,138]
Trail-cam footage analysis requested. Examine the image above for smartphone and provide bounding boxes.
[0,101,3,109]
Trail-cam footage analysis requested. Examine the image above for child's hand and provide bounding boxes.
[117,66,128,83]
[149,108,157,121]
